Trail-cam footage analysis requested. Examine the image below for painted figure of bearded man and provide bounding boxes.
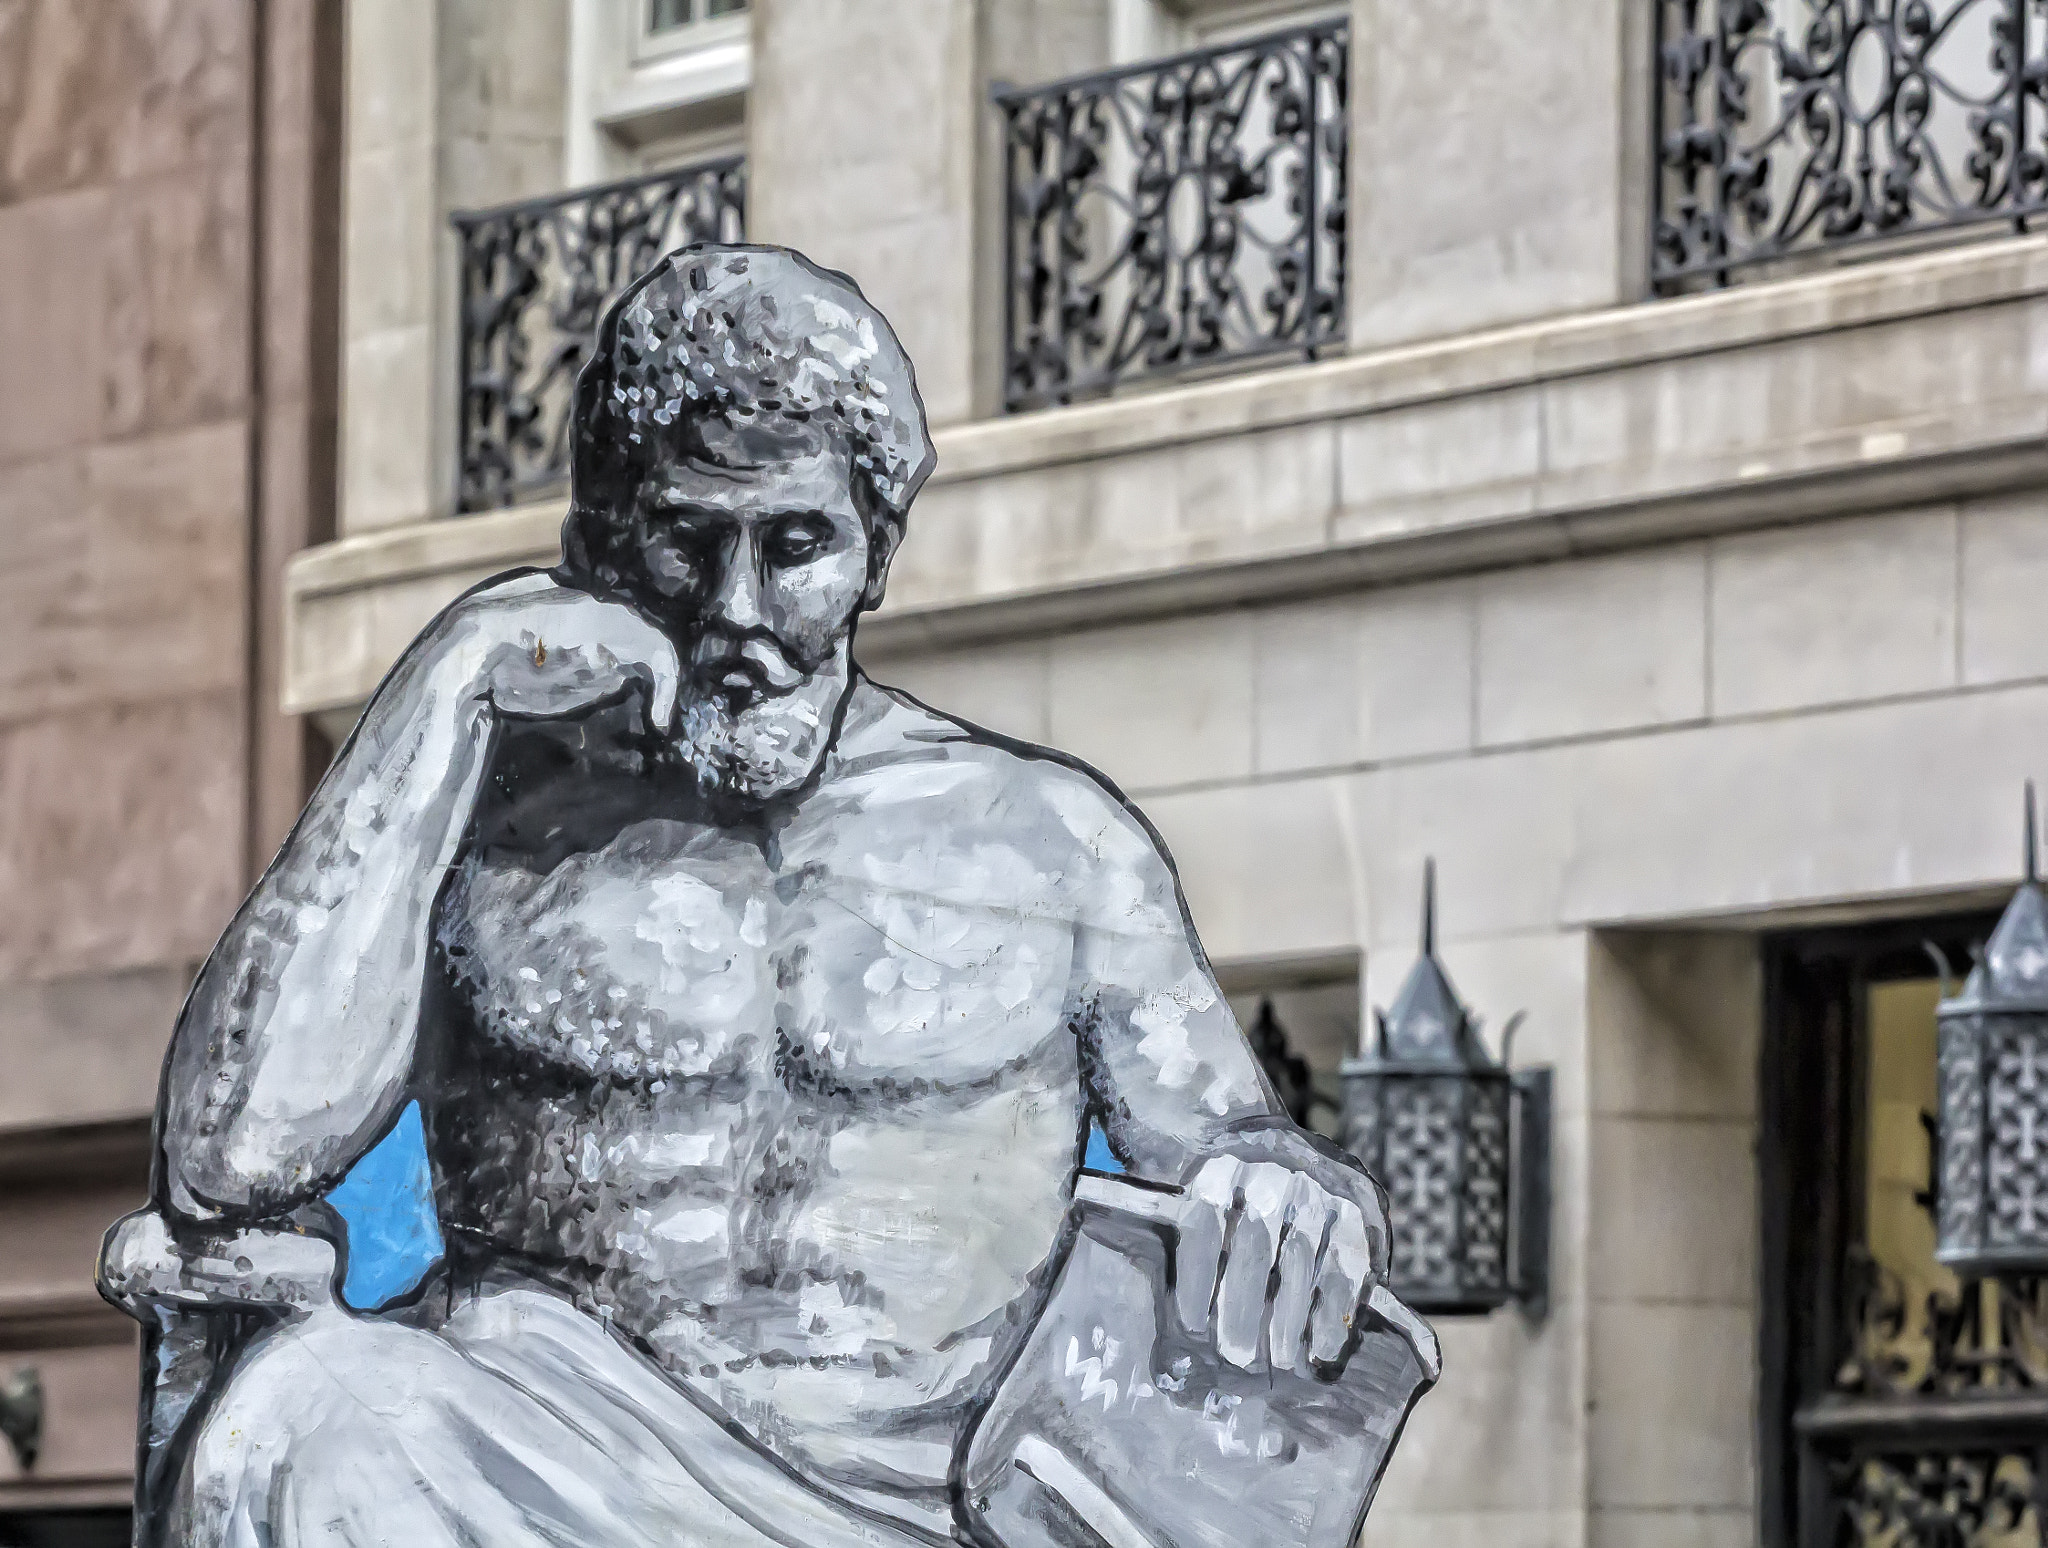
[100,246,1438,1548]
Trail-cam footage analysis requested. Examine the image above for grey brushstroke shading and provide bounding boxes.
[98,245,1437,1547]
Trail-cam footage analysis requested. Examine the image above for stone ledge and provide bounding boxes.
[929,233,2048,484]
[0,1288,131,1353]
[0,1477,135,1510]
[284,237,2048,715]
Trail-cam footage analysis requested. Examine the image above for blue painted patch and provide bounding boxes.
[1082,1123,1126,1175]
[327,1102,444,1310]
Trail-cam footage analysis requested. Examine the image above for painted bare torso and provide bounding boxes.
[431,682,1110,1495]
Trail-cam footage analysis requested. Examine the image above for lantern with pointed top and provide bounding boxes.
[1935,784,2048,1276]
[1340,861,1551,1316]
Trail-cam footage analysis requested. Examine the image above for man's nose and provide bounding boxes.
[706,531,766,630]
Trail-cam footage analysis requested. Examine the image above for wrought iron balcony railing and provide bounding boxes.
[994,18,1348,414]
[1653,0,2048,292]
[452,159,745,514]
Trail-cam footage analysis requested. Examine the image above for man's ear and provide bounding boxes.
[861,514,905,612]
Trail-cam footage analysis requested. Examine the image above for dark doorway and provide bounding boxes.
[1761,907,2048,1547]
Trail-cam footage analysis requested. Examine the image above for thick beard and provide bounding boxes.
[674,661,845,803]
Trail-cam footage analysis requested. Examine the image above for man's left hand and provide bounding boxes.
[1171,1141,1388,1375]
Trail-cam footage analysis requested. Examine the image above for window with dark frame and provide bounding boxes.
[647,0,746,33]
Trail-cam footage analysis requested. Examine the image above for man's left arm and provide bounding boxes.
[1070,799,1390,1377]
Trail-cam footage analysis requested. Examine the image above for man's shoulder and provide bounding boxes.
[825,679,1165,874]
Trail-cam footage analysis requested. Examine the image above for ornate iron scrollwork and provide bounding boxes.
[1835,1250,2048,1397]
[1811,1261,2048,1544]
[452,160,746,513]
[1830,1448,2042,1545]
[995,18,1348,413]
[1652,0,2048,290]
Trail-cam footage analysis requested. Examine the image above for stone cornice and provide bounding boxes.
[284,237,2048,713]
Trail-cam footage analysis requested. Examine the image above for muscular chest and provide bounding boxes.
[440,817,1078,1093]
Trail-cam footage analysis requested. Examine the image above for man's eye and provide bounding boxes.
[769,526,828,562]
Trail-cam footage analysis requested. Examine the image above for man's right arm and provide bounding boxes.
[157,570,679,1226]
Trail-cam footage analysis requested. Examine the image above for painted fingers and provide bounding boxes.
[1170,1157,1379,1374]
[456,578,683,731]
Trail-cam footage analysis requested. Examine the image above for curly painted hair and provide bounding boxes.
[562,244,935,586]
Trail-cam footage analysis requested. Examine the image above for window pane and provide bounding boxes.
[705,0,748,14]
[648,0,694,32]
[1863,979,1958,1391]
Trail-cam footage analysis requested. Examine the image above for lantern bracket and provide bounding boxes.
[1512,1068,1552,1324]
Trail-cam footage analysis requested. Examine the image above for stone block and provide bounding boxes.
[1349,0,1625,348]
[1475,546,1708,746]
[1709,508,1958,717]
[0,447,91,647]
[442,130,572,217]
[1590,1115,1754,1306]
[880,467,1053,609]
[0,186,105,463]
[345,0,440,154]
[0,691,243,984]
[439,0,569,142]
[1541,289,2047,515]
[0,1176,151,1298]
[1563,682,2048,925]
[0,421,246,727]
[1587,1510,1752,1548]
[1254,579,1476,775]
[101,157,252,440]
[1369,1114,1591,1518]
[1589,1301,1756,1511]
[1361,1510,1589,1548]
[1334,386,1542,540]
[1369,1291,1588,1516]
[1175,420,1340,564]
[1345,676,2048,941]
[859,639,1051,745]
[1344,742,1582,944]
[0,965,189,1130]
[343,138,439,337]
[1141,775,1362,967]
[982,0,1110,86]
[105,0,250,183]
[342,321,440,531]
[0,0,248,200]
[897,420,1336,613]
[1960,489,2048,686]
[1253,598,1362,776]
[1350,580,1478,764]
[79,420,246,696]
[1588,933,1759,1122]
[1047,611,1255,793]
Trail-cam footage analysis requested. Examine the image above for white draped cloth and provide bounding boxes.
[175,1275,950,1548]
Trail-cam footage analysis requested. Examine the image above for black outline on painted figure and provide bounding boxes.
[100,245,1438,1548]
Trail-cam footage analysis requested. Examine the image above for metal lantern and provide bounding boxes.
[1934,787,2048,1276]
[1340,862,1551,1317]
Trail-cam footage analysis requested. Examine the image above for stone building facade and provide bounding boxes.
[10,1,2048,1545]
[0,2,340,1542]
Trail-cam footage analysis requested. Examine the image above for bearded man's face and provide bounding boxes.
[606,418,899,802]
